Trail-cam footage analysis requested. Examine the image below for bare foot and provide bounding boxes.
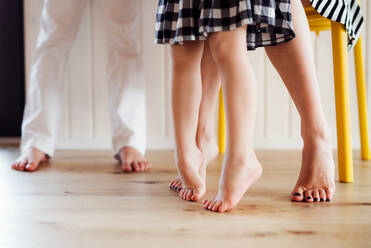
[169,139,218,193]
[176,148,206,202]
[11,147,49,172]
[203,152,262,213]
[291,137,335,202]
[119,146,151,173]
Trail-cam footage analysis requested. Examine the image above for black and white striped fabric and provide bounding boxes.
[155,0,296,50]
[310,0,364,49]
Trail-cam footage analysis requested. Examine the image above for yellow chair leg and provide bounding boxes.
[354,36,371,160]
[218,88,226,154]
[331,21,354,183]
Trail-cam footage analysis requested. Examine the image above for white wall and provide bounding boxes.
[24,0,371,151]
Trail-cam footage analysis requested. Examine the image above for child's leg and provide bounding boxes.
[197,40,221,165]
[169,41,221,193]
[264,0,335,202]
[203,26,263,213]
[171,41,206,201]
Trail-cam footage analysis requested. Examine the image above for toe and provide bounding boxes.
[218,202,229,213]
[212,201,222,212]
[11,161,18,170]
[182,189,188,200]
[319,189,326,202]
[325,187,334,201]
[186,189,192,200]
[179,189,186,199]
[191,187,205,202]
[17,160,27,171]
[291,186,304,202]
[145,161,152,170]
[174,182,182,192]
[304,190,313,202]
[132,162,140,172]
[169,180,175,189]
[170,178,179,189]
[208,200,217,210]
[203,200,211,208]
[312,191,320,202]
[25,161,38,171]
[178,189,184,198]
[141,162,147,171]
[122,162,132,172]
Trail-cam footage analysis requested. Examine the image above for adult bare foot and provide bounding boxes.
[291,136,336,202]
[176,148,206,202]
[169,139,218,193]
[203,152,262,213]
[11,147,49,172]
[119,146,151,173]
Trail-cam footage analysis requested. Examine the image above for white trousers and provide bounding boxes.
[21,0,146,158]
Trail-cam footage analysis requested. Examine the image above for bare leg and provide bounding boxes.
[203,26,262,213]
[264,0,335,202]
[171,41,206,202]
[170,41,220,192]
[197,40,220,168]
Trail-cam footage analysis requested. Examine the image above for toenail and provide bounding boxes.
[306,196,311,200]
[293,193,301,196]
[320,198,324,201]
[326,199,330,201]
[314,198,318,201]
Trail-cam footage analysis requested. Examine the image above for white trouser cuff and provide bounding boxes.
[21,132,55,158]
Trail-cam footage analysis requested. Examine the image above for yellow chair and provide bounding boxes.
[218,4,371,183]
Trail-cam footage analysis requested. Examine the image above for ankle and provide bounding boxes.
[176,145,201,161]
[196,130,216,149]
[301,123,331,146]
[225,149,257,164]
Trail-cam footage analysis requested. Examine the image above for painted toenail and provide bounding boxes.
[320,198,324,201]
[314,198,318,201]
[306,196,311,200]
[293,193,301,196]
[326,199,330,201]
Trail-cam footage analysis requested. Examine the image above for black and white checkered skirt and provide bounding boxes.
[155,0,296,50]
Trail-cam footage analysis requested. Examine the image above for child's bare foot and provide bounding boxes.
[119,146,151,173]
[204,152,262,213]
[291,136,335,202]
[169,139,218,193]
[176,148,206,201]
[11,147,49,172]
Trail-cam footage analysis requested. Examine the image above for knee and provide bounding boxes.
[37,26,77,50]
[171,43,203,70]
[208,34,236,66]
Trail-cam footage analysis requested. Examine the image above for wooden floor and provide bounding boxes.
[1,148,371,248]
